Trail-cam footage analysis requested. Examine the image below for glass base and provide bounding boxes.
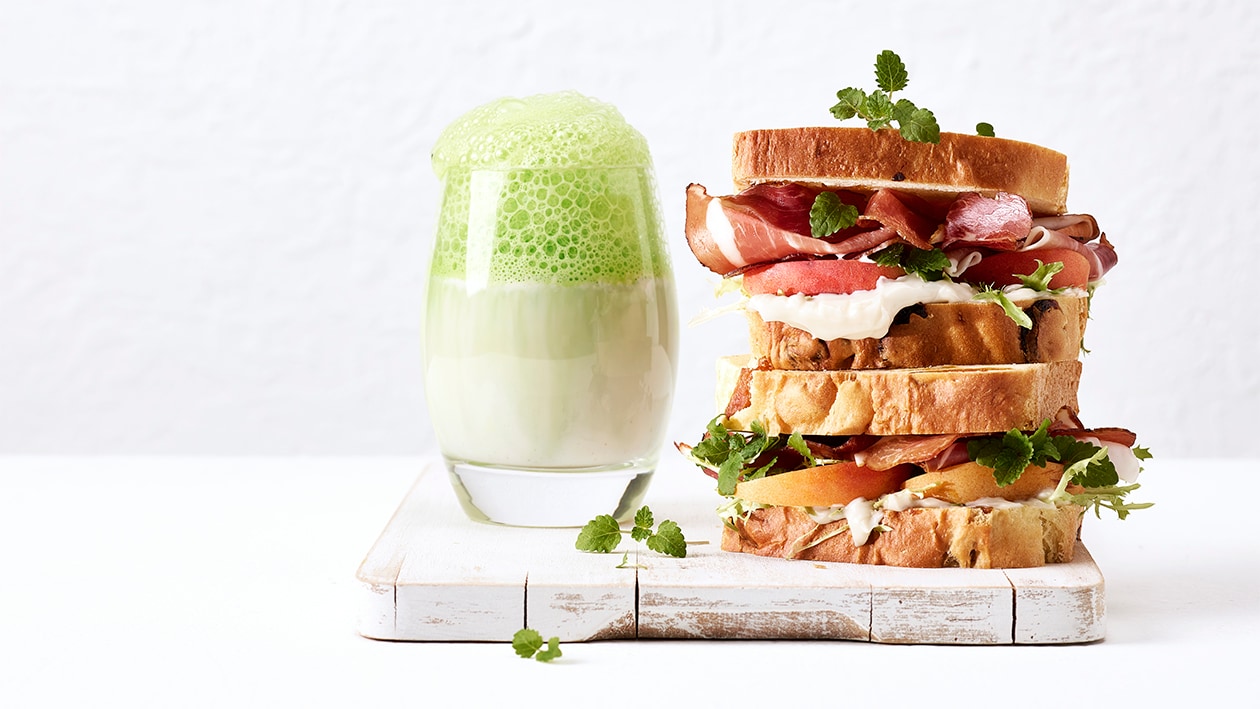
[445,460,654,528]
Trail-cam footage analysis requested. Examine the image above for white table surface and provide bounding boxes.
[2,456,1256,707]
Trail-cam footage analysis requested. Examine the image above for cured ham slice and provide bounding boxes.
[861,189,935,250]
[942,192,1033,251]
[685,184,859,275]
[853,434,961,471]
[1023,225,1118,281]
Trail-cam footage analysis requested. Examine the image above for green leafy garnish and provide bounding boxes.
[810,191,860,237]
[975,286,1032,328]
[830,50,942,144]
[512,628,562,662]
[689,417,782,496]
[968,419,1153,520]
[872,243,951,282]
[574,514,621,553]
[786,432,817,467]
[1056,483,1154,520]
[1051,436,1119,487]
[976,122,996,137]
[645,520,687,558]
[967,420,1056,486]
[575,505,687,559]
[1017,260,1065,292]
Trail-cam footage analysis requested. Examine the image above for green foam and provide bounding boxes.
[430,92,670,285]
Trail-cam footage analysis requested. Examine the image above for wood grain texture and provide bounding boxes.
[356,464,1107,644]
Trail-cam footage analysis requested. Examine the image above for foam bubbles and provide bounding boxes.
[430,92,669,285]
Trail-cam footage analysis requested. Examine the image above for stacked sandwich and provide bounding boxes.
[680,127,1150,568]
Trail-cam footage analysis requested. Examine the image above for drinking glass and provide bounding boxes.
[422,92,678,527]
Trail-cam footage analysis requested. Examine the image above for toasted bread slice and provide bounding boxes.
[716,356,1080,436]
[722,503,1083,568]
[732,127,1070,215]
[748,294,1088,371]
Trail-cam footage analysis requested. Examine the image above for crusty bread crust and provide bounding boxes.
[716,357,1080,436]
[732,127,1070,215]
[748,295,1088,370]
[722,504,1084,568]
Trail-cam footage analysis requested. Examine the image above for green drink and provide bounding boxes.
[424,92,678,526]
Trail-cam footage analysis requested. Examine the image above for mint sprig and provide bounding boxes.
[575,505,687,559]
[690,417,783,496]
[512,628,562,662]
[831,50,941,144]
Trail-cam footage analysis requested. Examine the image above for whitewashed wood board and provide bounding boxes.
[356,463,1106,644]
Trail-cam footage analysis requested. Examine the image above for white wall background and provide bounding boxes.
[2,0,1256,457]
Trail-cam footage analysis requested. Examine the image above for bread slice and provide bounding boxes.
[717,356,1080,436]
[732,127,1070,215]
[722,503,1084,568]
[748,295,1088,370]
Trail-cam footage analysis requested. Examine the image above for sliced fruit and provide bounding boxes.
[959,248,1090,289]
[734,462,912,507]
[742,259,905,296]
[903,461,1063,504]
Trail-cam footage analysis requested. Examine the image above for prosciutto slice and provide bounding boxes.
[942,192,1033,251]
[685,183,947,276]
[1023,223,1118,281]
[853,434,961,471]
[685,183,860,275]
[861,189,935,250]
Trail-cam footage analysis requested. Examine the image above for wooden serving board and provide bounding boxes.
[356,463,1105,644]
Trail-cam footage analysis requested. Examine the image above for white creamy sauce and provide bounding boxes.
[747,275,974,340]
[843,497,883,546]
[706,199,745,268]
[763,489,1064,548]
[747,276,1090,341]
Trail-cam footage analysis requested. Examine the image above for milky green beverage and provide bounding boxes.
[424,92,678,527]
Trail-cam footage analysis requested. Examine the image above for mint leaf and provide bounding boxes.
[535,636,563,663]
[1017,260,1065,292]
[903,246,950,281]
[646,520,687,558]
[871,243,950,281]
[968,429,1035,486]
[975,287,1032,329]
[976,122,995,137]
[898,107,940,144]
[513,628,562,662]
[892,98,917,124]
[512,628,544,659]
[1053,437,1120,487]
[830,87,867,120]
[810,192,859,237]
[874,50,909,93]
[1025,419,1058,467]
[575,514,622,553]
[633,506,654,531]
[863,90,894,131]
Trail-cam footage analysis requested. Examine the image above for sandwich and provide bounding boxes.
[678,52,1150,569]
